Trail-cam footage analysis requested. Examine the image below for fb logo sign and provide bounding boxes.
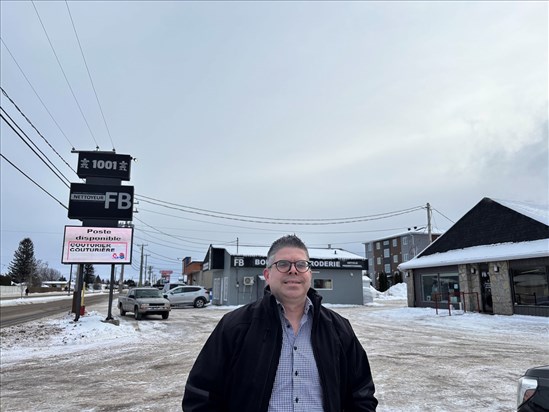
[233,258,244,267]
[104,192,132,209]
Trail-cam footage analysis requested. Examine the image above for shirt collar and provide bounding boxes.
[276,296,314,316]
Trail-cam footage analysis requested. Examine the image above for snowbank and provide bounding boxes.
[371,282,407,300]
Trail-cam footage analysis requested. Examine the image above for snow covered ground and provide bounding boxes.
[1,284,548,411]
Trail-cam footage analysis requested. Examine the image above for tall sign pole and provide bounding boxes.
[106,264,116,320]
[63,150,134,322]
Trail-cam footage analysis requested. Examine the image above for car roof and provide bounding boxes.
[172,285,204,290]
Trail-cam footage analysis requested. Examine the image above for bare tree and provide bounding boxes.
[36,260,62,282]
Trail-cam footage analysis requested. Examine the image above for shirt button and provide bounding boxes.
[294,346,297,350]
[295,397,299,403]
[295,370,298,376]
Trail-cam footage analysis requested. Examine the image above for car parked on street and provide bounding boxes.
[163,285,210,308]
[517,365,549,411]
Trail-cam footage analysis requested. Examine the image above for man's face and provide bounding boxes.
[263,246,311,305]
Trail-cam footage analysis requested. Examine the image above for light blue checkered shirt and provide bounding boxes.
[268,298,324,412]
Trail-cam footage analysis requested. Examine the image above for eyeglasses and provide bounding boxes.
[268,260,311,273]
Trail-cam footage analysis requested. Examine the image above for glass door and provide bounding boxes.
[480,264,493,314]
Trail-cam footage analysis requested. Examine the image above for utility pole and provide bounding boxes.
[138,244,148,286]
[426,202,433,243]
[119,264,125,291]
[144,254,150,285]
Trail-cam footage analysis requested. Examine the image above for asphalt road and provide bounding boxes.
[0,293,113,328]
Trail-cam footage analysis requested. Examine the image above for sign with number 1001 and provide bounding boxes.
[77,152,132,180]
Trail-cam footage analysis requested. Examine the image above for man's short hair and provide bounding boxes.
[266,235,309,266]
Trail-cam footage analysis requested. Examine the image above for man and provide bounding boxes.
[182,234,377,411]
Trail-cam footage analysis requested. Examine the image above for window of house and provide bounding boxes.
[384,264,391,273]
[421,273,460,303]
[383,240,389,246]
[313,279,333,289]
[376,257,381,265]
[393,255,398,263]
[512,266,549,306]
[384,249,390,258]
[376,242,380,250]
[403,253,409,261]
[402,237,408,246]
[367,243,372,252]
[392,239,397,247]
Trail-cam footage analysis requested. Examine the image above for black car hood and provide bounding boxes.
[525,366,549,379]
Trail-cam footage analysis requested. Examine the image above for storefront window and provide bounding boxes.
[313,279,333,289]
[512,267,549,306]
[421,273,460,303]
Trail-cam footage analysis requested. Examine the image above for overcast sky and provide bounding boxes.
[1,1,547,281]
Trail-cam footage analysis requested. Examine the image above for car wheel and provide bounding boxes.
[134,307,142,320]
[119,304,126,316]
[162,312,169,319]
[194,298,206,308]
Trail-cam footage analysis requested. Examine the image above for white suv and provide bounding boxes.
[163,285,210,308]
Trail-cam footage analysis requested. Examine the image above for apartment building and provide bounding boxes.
[364,229,441,287]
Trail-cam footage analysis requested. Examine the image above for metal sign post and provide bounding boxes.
[64,150,134,322]
[106,264,116,321]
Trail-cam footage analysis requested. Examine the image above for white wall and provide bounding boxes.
[0,285,23,296]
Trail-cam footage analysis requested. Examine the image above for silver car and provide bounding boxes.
[164,285,210,308]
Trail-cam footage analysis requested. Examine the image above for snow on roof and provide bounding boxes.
[371,229,444,242]
[212,245,365,260]
[398,238,549,269]
[493,198,549,226]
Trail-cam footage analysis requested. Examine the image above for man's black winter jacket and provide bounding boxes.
[182,288,377,412]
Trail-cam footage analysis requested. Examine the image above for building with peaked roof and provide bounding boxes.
[202,244,368,306]
[399,197,549,317]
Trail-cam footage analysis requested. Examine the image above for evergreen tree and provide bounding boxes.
[83,264,95,287]
[393,271,403,284]
[378,272,389,292]
[8,238,37,286]
[93,275,102,290]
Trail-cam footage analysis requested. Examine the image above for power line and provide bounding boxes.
[136,195,425,225]
[432,207,455,224]
[137,206,286,232]
[64,1,116,151]
[137,193,424,222]
[137,226,231,244]
[1,108,71,187]
[133,227,213,248]
[0,38,76,150]
[132,231,207,254]
[31,0,100,149]
[0,153,68,210]
[1,86,77,176]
